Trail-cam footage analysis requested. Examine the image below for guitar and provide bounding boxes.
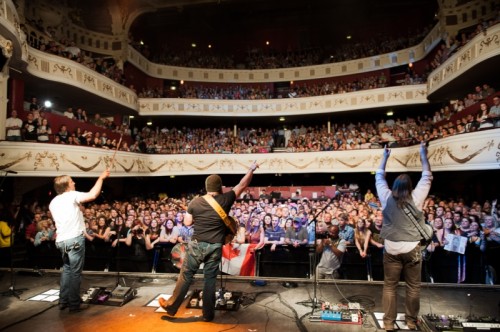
[223,216,239,244]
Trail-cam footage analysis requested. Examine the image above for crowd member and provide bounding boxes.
[284,217,308,247]
[489,96,500,127]
[22,112,38,142]
[375,141,432,331]
[158,162,258,322]
[0,208,14,268]
[315,224,346,279]
[5,110,23,141]
[36,118,52,142]
[354,219,372,258]
[49,169,110,312]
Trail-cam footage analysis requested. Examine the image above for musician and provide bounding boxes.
[375,142,432,331]
[159,162,258,322]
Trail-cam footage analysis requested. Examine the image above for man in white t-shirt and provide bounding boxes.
[5,110,23,141]
[49,169,109,312]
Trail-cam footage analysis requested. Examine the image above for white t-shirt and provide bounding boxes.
[49,191,86,242]
[6,117,23,137]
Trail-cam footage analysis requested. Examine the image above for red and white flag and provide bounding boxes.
[221,243,257,276]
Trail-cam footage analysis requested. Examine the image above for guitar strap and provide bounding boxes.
[202,194,232,228]
[403,203,432,242]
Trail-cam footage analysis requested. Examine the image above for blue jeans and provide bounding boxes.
[56,234,85,309]
[382,244,422,329]
[165,240,222,319]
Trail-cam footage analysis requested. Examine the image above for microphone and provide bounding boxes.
[5,170,18,174]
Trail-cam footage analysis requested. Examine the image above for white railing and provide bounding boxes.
[0,129,498,178]
[25,47,137,110]
[427,23,500,95]
[138,85,428,117]
[127,23,443,83]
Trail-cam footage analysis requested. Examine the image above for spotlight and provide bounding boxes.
[44,100,52,108]
[146,121,152,126]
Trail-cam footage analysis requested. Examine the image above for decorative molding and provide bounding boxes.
[0,35,13,57]
[25,47,137,110]
[126,23,443,83]
[139,85,428,117]
[427,23,500,96]
[1,129,498,178]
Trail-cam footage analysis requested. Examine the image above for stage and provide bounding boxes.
[0,268,499,332]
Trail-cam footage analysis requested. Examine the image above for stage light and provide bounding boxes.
[208,44,212,48]
[140,40,144,45]
[265,41,270,45]
[180,80,184,85]
[129,115,134,119]
[386,111,393,116]
[170,86,176,91]
[279,117,285,122]
[44,100,52,108]
[146,121,152,126]
[346,35,352,40]
[409,62,413,68]
[191,43,197,48]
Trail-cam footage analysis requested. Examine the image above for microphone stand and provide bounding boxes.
[297,199,332,314]
[114,225,125,287]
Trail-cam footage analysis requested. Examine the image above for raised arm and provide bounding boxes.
[79,169,110,203]
[233,161,259,198]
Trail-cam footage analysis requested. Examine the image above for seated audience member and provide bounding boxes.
[489,96,500,127]
[36,118,52,142]
[477,102,493,129]
[63,107,74,119]
[56,124,69,143]
[316,224,346,279]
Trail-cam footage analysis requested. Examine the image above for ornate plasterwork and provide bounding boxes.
[25,47,136,111]
[0,35,13,58]
[126,23,443,84]
[427,23,500,96]
[139,85,428,117]
[0,129,498,178]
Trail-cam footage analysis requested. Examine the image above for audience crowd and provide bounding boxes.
[2,186,498,284]
[130,24,436,70]
[5,84,498,155]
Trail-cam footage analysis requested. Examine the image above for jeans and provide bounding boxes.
[382,244,421,329]
[165,240,222,319]
[56,234,85,309]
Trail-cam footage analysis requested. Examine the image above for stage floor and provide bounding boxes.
[0,268,499,332]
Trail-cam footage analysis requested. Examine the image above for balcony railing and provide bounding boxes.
[0,129,498,177]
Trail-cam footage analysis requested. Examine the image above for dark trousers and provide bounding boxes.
[382,244,422,329]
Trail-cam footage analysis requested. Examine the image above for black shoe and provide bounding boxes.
[203,316,214,322]
[69,304,89,313]
[59,303,69,310]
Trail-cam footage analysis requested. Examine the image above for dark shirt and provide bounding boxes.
[189,190,236,244]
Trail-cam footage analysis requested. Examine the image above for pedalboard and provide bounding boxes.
[309,302,362,324]
[83,286,136,307]
[186,289,242,311]
[421,314,500,332]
